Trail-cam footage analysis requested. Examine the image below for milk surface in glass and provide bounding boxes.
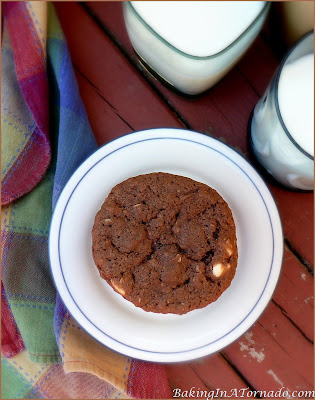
[250,33,314,190]
[123,1,268,94]
[130,1,265,57]
[278,54,314,157]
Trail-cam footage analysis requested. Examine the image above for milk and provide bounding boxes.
[123,1,269,95]
[250,33,314,190]
[278,54,314,157]
[130,2,265,57]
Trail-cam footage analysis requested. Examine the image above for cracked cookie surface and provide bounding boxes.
[92,172,238,315]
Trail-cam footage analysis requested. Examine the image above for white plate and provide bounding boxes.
[49,128,283,362]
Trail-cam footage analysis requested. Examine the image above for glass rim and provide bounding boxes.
[274,30,314,161]
[125,1,270,60]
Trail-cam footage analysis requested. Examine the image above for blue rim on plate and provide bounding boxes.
[49,128,284,362]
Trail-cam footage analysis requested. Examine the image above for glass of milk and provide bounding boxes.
[250,32,314,191]
[123,1,270,95]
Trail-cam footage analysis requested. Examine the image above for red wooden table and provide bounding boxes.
[55,2,314,397]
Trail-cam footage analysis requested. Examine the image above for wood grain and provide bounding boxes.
[165,363,210,394]
[190,353,253,393]
[224,318,313,394]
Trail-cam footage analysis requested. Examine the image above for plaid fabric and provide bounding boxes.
[1,350,131,399]
[1,2,171,399]
[1,282,25,358]
[1,2,50,205]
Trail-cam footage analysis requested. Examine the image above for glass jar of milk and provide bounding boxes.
[123,1,270,95]
[250,32,314,191]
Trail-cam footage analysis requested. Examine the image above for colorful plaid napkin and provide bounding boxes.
[1,2,171,398]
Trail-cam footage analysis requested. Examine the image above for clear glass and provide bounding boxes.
[123,2,270,95]
[250,32,314,191]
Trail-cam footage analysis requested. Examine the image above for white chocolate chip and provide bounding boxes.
[225,239,233,256]
[133,203,141,208]
[212,263,225,277]
[104,218,112,225]
[176,254,182,263]
[111,280,126,296]
[226,247,233,256]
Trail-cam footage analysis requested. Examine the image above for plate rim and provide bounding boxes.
[49,127,284,362]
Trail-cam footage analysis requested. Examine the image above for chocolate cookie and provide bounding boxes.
[92,172,237,315]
